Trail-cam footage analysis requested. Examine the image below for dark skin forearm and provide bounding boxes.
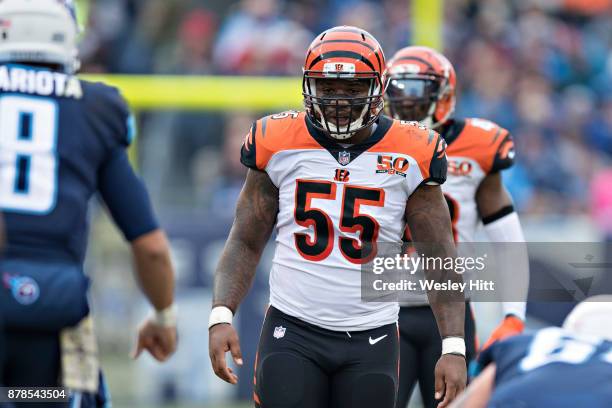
[405,184,465,338]
[475,172,513,218]
[213,169,279,313]
[448,364,496,408]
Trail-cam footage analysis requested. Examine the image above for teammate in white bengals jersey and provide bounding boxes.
[208,27,467,408]
[385,46,529,408]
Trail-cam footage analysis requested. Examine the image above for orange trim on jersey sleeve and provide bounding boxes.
[255,111,323,169]
[483,128,510,173]
[445,119,509,174]
[368,120,439,180]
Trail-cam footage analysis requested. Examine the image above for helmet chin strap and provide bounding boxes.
[420,116,434,129]
[419,100,439,129]
[329,129,357,140]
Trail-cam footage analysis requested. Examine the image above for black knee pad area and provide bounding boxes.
[350,373,396,408]
[259,352,305,407]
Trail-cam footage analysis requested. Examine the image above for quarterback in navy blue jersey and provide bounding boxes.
[449,296,612,408]
[0,1,177,406]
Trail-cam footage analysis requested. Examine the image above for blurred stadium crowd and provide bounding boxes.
[79,0,612,218]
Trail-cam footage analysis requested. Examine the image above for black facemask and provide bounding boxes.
[303,74,384,139]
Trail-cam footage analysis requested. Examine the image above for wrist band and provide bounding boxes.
[208,306,233,329]
[442,336,466,357]
[153,304,177,328]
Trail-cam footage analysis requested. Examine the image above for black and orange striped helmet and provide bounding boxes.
[385,46,456,129]
[302,26,388,139]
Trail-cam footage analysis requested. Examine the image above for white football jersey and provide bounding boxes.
[241,112,447,331]
[400,118,515,306]
[441,118,515,243]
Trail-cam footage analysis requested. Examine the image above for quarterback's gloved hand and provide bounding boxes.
[482,315,524,350]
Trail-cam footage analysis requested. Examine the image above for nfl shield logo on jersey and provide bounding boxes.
[338,151,351,166]
[273,326,286,339]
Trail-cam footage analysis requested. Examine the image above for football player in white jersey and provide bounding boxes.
[208,27,467,408]
[385,46,529,408]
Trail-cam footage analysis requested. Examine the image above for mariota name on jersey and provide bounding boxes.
[0,65,82,99]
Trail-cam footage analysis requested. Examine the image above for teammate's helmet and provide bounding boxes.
[385,46,456,129]
[0,0,80,74]
[563,295,612,341]
[302,26,388,140]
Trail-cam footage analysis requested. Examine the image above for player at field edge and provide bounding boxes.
[0,1,177,406]
[449,296,612,408]
[384,46,530,408]
[209,26,467,408]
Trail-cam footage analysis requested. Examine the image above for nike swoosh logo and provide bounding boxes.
[369,334,388,345]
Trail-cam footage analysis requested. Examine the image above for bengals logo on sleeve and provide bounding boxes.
[240,122,258,169]
[491,134,515,173]
[426,135,448,184]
